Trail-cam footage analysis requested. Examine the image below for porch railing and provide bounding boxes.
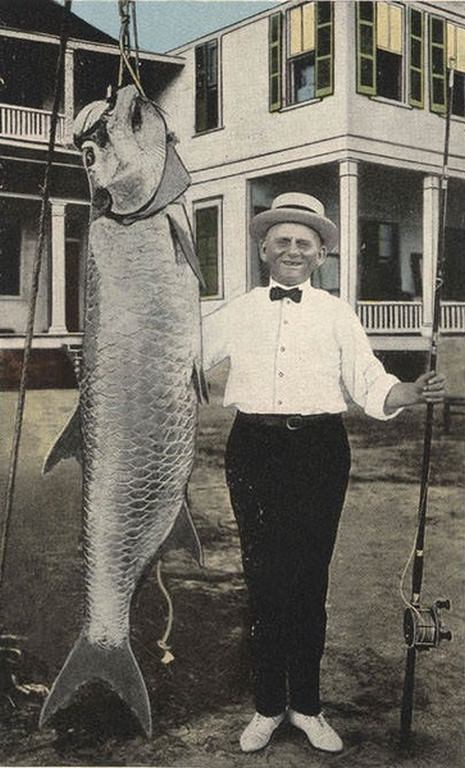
[357,301,423,333]
[0,103,65,144]
[440,302,465,333]
[357,301,465,334]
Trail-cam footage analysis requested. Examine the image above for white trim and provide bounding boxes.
[0,333,83,349]
[0,28,184,65]
[192,196,224,301]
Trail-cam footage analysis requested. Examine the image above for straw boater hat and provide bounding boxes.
[250,192,338,252]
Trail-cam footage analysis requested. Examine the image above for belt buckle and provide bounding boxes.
[286,415,304,431]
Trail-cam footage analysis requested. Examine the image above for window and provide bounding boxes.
[194,200,222,299]
[447,22,465,117]
[356,2,406,103]
[376,2,403,100]
[443,228,465,301]
[0,209,21,296]
[195,39,219,133]
[359,220,401,300]
[269,2,333,111]
[409,8,424,107]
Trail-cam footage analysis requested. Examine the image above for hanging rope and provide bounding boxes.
[117,0,146,97]
[0,1,73,590]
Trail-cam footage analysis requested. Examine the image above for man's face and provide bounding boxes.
[260,222,327,286]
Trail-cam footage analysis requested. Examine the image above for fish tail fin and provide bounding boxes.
[39,633,152,737]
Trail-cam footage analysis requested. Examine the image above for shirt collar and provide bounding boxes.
[269,278,313,294]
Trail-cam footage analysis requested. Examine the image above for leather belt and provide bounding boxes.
[238,412,340,431]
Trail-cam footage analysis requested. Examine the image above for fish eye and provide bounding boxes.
[83,146,95,168]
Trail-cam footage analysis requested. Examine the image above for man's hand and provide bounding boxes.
[384,372,447,415]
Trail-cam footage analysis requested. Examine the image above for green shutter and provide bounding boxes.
[316,1,334,97]
[430,16,446,113]
[269,12,282,112]
[195,44,207,132]
[356,1,376,95]
[409,8,424,107]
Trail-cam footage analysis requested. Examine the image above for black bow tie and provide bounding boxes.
[269,286,302,303]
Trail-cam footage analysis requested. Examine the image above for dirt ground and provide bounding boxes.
[0,372,463,767]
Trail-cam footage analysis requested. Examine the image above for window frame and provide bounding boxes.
[356,1,408,104]
[269,2,333,112]
[193,197,224,301]
[194,37,222,134]
[0,206,22,299]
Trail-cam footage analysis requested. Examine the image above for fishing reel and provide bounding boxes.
[403,599,452,650]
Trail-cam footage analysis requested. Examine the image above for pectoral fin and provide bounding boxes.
[43,407,82,475]
[161,499,204,567]
[192,361,209,405]
[167,205,206,290]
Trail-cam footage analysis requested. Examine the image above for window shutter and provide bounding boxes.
[269,12,283,112]
[195,44,207,132]
[316,1,333,97]
[430,16,446,113]
[356,2,376,95]
[409,8,424,107]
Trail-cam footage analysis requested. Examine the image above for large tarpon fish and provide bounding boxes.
[39,85,206,737]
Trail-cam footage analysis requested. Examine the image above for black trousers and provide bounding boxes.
[225,412,351,717]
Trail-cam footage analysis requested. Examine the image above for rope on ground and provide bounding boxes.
[0,1,73,591]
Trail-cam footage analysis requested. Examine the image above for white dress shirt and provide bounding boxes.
[202,280,401,420]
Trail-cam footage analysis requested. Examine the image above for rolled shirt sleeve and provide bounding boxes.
[337,305,403,420]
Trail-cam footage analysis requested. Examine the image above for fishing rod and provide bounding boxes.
[399,62,456,744]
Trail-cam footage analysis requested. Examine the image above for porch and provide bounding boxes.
[248,161,465,341]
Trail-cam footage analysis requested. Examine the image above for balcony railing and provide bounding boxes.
[0,103,65,144]
[357,301,465,334]
[440,301,465,333]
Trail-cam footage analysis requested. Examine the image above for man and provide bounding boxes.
[201,193,445,754]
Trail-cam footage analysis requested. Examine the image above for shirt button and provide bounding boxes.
[283,320,289,325]
[280,346,285,352]
[278,371,284,377]
[278,400,283,405]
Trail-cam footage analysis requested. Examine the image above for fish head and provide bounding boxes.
[74,84,168,216]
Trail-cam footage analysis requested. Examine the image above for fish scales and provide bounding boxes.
[39,85,205,737]
[82,214,199,647]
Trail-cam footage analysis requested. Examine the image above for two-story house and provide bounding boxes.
[1,0,464,387]
[0,0,184,385]
[160,0,465,381]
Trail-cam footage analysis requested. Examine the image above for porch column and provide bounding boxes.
[422,175,441,333]
[64,47,74,145]
[48,200,68,335]
[338,159,359,308]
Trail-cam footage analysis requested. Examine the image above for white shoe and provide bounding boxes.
[239,711,286,752]
[288,710,343,752]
